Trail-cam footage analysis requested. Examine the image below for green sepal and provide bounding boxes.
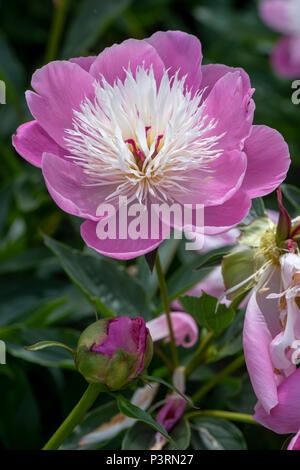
[76,347,110,384]
[105,349,138,391]
[238,217,273,248]
[77,319,108,351]
[25,340,75,356]
[222,249,263,300]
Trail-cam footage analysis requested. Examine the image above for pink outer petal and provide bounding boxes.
[42,152,114,220]
[69,56,97,72]
[12,120,64,168]
[203,71,255,152]
[243,292,278,415]
[146,30,202,93]
[254,368,300,434]
[242,125,290,198]
[259,0,293,34]
[243,267,282,415]
[288,430,300,450]
[26,60,95,149]
[200,64,252,102]
[147,312,198,348]
[172,150,247,207]
[80,219,167,261]
[89,38,165,85]
[271,36,300,79]
[203,189,251,232]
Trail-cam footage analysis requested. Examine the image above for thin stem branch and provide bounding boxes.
[185,332,215,378]
[192,354,245,404]
[45,0,70,63]
[154,344,174,374]
[43,383,101,450]
[186,409,257,426]
[155,252,179,367]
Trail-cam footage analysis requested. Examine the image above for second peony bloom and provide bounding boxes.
[13,31,290,259]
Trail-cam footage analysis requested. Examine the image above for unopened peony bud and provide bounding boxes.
[76,316,153,390]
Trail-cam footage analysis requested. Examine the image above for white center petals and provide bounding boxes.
[64,65,224,205]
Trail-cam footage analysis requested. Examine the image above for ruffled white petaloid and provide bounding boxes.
[267,252,300,373]
[64,66,224,206]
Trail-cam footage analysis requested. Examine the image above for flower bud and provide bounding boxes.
[75,316,153,390]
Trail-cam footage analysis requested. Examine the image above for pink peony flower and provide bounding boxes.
[243,252,300,433]
[13,31,290,259]
[259,0,300,78]
[147,312,198,348]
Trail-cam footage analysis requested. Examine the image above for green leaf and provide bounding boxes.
[0,184,13,240]
[0,364,41,449]
[194,250,231,270]
[165,418,191,450]
[0,326,79,368]
[142,374,195,408]
[43,234,153,320]
[0,33,25,103]
[137,237,180,298]
[179,292,235,336]
[122,417,191,450]
[62,0,131,58]
[191,417,247,450]
[158,246,233,312]
[25,340,75,355]
[0,277,71,327]
[281,184,300,211]
[240,197,266,226]
[115,394,175,446]
[122,421,156,450]
[214,309,245,361]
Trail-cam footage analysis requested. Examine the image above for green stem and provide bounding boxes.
[186,409,257,426]
[192,354,245,404]
[155,253,179,368]
[43,384,101,450]
[185,332,214,378]
[45,0,70,63]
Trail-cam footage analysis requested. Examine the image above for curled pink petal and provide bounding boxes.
[147,312,198,348]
